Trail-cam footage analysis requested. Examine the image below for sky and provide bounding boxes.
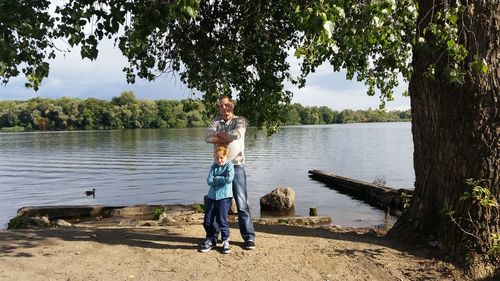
[0,39,411,111]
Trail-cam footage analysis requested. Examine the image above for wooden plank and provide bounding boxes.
[308,170,413,215]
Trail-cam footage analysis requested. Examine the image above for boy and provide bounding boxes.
[199,146,234,254]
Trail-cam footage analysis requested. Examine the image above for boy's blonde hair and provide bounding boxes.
[215,145,229,157]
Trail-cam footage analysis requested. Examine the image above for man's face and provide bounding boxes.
[218,97,233,120]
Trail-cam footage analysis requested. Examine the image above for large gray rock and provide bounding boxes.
[260,187,295,210]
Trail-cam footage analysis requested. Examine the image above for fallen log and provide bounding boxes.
[308,170,413,215]
[11,204,330,229]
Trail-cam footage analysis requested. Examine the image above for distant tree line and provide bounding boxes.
[280,103,411,125]
[0,91,411,131]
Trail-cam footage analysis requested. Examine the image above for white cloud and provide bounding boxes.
[286,47,410,110]
[287,64,410,110]
[291,83,410,110]
[1,39,410,110]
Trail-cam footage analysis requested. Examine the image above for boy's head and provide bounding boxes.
[214,146,229,165]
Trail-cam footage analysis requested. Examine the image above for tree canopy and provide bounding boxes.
[1,0,417,132]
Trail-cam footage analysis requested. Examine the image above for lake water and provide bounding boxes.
[0,122,414,229]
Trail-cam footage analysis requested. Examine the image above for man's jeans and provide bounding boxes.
[232,165,255,241]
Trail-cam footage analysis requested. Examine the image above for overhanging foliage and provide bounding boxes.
[1,0,418,132]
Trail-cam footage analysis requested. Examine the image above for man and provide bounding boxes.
[205,95,256,250]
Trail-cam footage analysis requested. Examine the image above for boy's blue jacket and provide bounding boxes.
[207,161,234,200]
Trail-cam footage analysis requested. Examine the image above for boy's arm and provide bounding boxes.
[206,166,216,186]
[216,163,234,185]
[209,165,235,186]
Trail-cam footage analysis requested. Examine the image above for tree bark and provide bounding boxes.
[389,0,500,278]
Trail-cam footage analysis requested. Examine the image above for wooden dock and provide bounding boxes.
[308,170,413,215]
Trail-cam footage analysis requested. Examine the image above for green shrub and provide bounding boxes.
[7,217,26,229]
[191,203,205,213]
[152,207,167,220]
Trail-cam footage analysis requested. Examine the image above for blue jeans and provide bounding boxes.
[203,197,232,242]
[233,165,255,241]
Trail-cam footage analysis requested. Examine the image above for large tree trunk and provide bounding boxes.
[389,0,500,278]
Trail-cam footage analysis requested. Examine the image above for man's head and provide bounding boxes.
[218,95,234,121]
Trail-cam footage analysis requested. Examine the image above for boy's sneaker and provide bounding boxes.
[221,240,231,254]
[198,240,215,253]
[244,240,256,250]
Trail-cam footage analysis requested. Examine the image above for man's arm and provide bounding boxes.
[205,117,238,145]
[223,117,246,141]
[205,117,227,144]
[206,131,231,145]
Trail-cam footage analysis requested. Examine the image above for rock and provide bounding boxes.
[260,187,295,210]
[158,211,169,221]
[35,216,51,226]
[55,219,72,227]
[161,217,178,225]
[118,219,137,226]
[138,220,158,227]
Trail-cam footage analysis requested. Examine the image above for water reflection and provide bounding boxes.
[260,207,296,218]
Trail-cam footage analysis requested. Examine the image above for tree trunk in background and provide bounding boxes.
[389,0,500,278]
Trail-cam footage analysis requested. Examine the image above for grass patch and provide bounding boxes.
[152,207,167,220]
[191,203,205,213]
[7,217,26,229]
[1,126,25,132]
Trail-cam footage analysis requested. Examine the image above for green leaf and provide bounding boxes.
[448,14,458,24]
[470,60,488,74]
[323,21,334,39]
[184,6,197,18]
[446,39,455,49]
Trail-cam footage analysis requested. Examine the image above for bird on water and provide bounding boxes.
[85,188,96,197]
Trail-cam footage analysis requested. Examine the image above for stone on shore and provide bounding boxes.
[260,187,295,210]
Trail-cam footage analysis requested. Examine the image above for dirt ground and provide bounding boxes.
[0,222,471,281]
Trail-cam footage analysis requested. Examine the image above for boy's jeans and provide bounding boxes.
[208,165,256,242]
[203,197,232,242]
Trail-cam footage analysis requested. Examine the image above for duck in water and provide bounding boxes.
[85,188,96,197]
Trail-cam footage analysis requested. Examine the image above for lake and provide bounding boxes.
[0,122,414,229]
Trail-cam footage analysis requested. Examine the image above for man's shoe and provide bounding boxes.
[244,240,255,250]
[221,240,231,254]
[198,240,215,253]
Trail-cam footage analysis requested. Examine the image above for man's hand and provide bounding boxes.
[215,131,231,142]
[209,132,231,146]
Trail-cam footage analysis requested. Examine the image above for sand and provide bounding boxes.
[0,222,470,281]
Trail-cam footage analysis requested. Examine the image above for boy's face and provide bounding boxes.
[215,153,228,165]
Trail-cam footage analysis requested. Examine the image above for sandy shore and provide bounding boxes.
[0,222,470,281]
